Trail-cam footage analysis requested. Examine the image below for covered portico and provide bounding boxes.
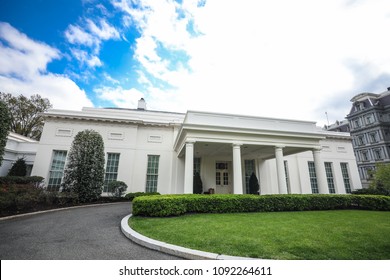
[174,111,329,195]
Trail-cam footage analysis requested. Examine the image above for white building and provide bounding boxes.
[0,132,38,176]
[30,99,362,194]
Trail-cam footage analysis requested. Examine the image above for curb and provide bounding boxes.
[0,202,129,221]
[121,214,260,260]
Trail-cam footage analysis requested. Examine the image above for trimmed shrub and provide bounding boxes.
[132,194,390,217]
[133,195,186,217]
[0,176,44,186]
[107,181,128,197]
[8,158,27,176]
[352,188,390,196]
[249,173,260,194]
[125,192,160,201]
[193,172,203,194]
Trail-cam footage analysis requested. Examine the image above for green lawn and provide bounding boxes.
[130,210,390,260]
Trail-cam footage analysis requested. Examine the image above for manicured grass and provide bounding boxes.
[129,210,390,259]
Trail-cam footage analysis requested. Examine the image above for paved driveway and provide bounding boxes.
[0,202,181,260]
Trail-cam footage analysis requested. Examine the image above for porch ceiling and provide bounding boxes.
[192,142,311,160]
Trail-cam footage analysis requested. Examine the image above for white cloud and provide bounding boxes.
[113,0,390,125]
[65,18,120,69]
[0,22,93,110]
[0,22,60,78]
[70,48,103,68]
[86,19,120,41]
[65,24,96,46]
[95,86,144,108]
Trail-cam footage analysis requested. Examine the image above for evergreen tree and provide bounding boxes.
[62,130,105,202]
[249,172,260,194]
[0,100,11,165]
[193,172,203,194]
[8,158,27,176]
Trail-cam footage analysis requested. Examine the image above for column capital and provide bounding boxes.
[275,145,285,150]
[185,140,196,145]
[232,142,243,147]
[312,147,322,152]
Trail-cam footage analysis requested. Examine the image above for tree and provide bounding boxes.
[62,130,105,202]
[249,172,260,194]
[193,172,203,194]
[0,93,52,140]
[0,100,11,166]
[369,163,390,195]
[8,158,27,177]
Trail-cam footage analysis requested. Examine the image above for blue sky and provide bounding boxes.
[1,0,390,126]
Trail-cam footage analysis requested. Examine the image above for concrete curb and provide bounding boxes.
[0,202,128,221]
[121,214,260,260]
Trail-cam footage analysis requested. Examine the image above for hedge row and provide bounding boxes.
[0,176,44,186]
[132,194,390,217]
[124,192,160,201]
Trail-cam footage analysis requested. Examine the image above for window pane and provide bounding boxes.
[340,163,352,193]
[103,153,120,192]
[244,160,255,194]
[223,172,229,186]
[308,161,318,194]
[194,157,201,176]
[146,155,160,193]
[216,172,221,185]
[47,150,67,191]
[325,162,336,193]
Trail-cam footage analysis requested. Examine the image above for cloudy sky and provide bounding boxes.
[1,0,389,126]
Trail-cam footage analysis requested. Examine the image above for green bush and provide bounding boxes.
[0,176,44,186]
[352,188,390,196]
[132,194,390,217]
[125,192,160,201]
[8,158,27,176]
[107,181,128,197]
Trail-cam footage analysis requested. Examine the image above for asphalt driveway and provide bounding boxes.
[0,202,181,260]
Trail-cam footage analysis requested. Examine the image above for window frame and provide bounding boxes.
[308,161,319,194]
[146,155,160,193]
[47,150,68,192]
[103,153,121,192]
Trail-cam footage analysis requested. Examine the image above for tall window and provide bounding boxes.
[146,155,160,193]
[47,150,67,191]
[361,150,369,161]
[244,160,255,194]
[374,149,383,160]
[308,161,318,194]
[324,162,336,193]
[194,157,201,175]
[284,160,291,194]
[103,153,120,192]
[340,163,352,193]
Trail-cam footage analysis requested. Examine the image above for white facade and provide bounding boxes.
[0,132,38,176]
[30,105,362,194]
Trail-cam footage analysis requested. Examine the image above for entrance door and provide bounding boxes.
[215,162,232,194]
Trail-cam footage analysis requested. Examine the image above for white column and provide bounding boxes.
[275,146,288,194]
[184,141,194,194]
[312,148,329,194]
[232,143,243,194]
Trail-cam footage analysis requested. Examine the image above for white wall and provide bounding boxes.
[31,118,179,194]
[0,133,37,176]
[258,138,361,194]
